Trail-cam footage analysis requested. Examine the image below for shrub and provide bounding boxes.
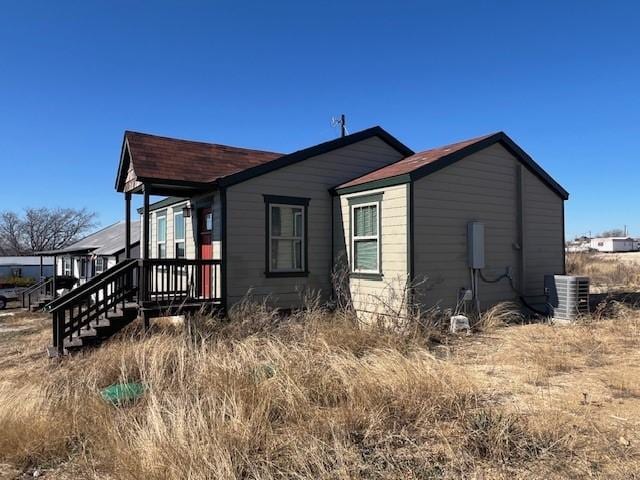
[0,276,36,287]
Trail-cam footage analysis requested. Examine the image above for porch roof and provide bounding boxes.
[37,221,141,256]
[116,131,283,193]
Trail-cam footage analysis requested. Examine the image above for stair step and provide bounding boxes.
[64,336,84,348]
[79,327,98,337]
[47,301,140,356]
[90,318,114,329]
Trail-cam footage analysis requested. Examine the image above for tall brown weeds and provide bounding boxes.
[1,300,639,478]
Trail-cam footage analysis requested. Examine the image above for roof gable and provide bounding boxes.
[335,132,569,200]
[217,126,413,188]
[115,131,283,192]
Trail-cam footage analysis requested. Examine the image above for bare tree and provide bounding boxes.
[0,208,97,254]
[600,228,626,237]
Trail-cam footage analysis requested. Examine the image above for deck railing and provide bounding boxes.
[46,258,223,355]
[139,258,222,305]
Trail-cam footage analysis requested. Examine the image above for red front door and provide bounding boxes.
[198,208,213,298]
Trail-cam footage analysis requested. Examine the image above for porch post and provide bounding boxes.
[141,187,150,328]
[143,189,150,260]
[39,255,43,280]
[52,255,57,299]
[125,192,132,259]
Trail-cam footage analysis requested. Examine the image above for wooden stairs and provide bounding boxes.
[30,296,52,312]
[44,258,223,357]
[21,276,55,312]
[46,302,139,357]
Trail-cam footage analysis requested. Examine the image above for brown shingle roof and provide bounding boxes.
[337,133,496,189]
[335,131,568,200]
[125,131,283,184]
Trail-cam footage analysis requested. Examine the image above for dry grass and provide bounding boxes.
[1,300,640,479]
[567,251,640,291]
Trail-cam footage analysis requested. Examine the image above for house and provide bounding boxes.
[0,256,54,279]
[121,128,567,315]
[565,242,590,253]
[46,127,568,355]
[39,220,140,289]
[590,237,636,253]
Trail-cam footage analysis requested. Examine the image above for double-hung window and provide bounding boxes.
[350,194,382,278]
[95,257,105,274]
[264,195,309,277]
[157,213,167,259]
[174,210,185,259]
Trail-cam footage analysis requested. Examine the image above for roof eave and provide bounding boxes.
[331,174,412,196]
[408,132,569,200]
[35,247,98,256]
[136,197,188,214]
[115,135,131,192]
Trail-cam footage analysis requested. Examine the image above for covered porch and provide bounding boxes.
[117,148,226,314]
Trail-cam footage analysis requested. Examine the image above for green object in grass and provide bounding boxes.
[100,382,145,405]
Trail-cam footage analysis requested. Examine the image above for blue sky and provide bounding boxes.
[0,1,638,239]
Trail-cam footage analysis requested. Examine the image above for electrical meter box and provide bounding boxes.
[467,222,485,269]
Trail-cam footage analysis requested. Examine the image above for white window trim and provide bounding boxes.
[95,257,105,274]
[174,210,185,259]
[268,203,305,273]
[351,201,381,275]
[157,212,167,259]
[62,257,72,276]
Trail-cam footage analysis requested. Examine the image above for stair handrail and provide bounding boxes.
[47,259,138,313]
[22,276,50,295]
[21,276,53,308]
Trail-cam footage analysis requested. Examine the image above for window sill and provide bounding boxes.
[350,272,384,281]
[265,271,309,278]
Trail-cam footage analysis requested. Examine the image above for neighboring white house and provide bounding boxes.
[0,256,54,279]
[38,221,140,290]
[590,237,636,252]
[566,242,590,253]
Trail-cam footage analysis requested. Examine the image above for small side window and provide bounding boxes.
[348,193,383,279]
[352,203,380,273]
[174,211,186,259]
[157,213,167,259]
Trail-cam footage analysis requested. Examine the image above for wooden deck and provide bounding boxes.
[45,258,223,356]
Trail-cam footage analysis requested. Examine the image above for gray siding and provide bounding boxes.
[225,137,406,308]
[522,168,564,295]
[412,143,564,310]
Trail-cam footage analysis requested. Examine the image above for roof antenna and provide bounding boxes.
[331,114,348,137]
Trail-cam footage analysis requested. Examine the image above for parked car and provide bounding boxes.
[0,282,27,309]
